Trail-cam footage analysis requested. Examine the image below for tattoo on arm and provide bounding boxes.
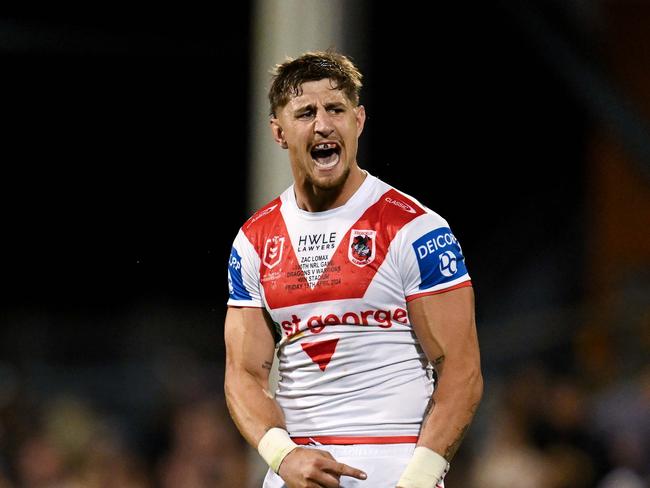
[418,396,436,435]
[433,355,445,366]
[262,360,273,370]
[424,396,436,418]
[443,423,469,460]
[443,401,480,460]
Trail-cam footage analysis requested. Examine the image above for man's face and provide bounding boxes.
[271,78,366,191]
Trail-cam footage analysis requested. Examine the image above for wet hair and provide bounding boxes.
[268,50,363,117]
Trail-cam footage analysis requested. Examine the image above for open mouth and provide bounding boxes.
[310,142,341,169]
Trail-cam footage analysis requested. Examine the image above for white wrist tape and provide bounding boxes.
[257,428,298,473]
[397,447,449,488]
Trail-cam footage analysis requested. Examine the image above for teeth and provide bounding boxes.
[314,143,336,150]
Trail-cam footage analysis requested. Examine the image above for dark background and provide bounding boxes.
[3,2,588,361]
[1,1,648,487]
[3,2,251,365]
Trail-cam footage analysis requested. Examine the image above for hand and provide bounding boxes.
[277,447,367,488]
[396,482,444,488]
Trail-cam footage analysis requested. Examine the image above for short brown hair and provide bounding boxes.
[268,50,363,116]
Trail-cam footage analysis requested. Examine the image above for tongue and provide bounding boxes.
[314,150,338,166]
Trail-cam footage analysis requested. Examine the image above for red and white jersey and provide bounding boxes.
[227,173,471,440]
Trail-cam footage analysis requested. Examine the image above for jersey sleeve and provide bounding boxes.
[398,212,471,301]
[227,229,263,307]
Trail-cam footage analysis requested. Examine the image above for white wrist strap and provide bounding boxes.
[257,428,298,473]
[397,446,449,488]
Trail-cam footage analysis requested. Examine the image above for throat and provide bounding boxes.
[295,184,345,212]
[294,166,366,212]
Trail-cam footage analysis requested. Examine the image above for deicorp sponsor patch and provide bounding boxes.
[412,227,467,289]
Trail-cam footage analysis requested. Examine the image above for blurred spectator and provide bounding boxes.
[157,396,247,488]
[14,395,149,488]
[72,426,150,488]
[597,467,646,488]
[16,433,71,488]
[531,375,608,485]
[470,366,550,487]
[592,365,650,484]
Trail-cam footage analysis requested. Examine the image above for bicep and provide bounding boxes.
[224,306,277,385]
[407,286,480,372]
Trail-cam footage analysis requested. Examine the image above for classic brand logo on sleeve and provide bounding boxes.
[385,196,416,213]
[228,247,252,300]
[412,227,467,289]
[245,203,278,229]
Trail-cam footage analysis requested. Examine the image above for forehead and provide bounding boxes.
[285,78,352,109]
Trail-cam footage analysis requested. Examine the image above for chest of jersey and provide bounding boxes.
[251,188,425,313]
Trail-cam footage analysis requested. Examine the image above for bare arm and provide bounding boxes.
[224,306,367,487]
[224,305,285,447]
[408,286,483,461]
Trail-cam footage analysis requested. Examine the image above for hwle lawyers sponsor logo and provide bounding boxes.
[298,232,337,252]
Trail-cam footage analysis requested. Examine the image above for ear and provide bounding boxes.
[270,118,288,149]
[355,105,366,137]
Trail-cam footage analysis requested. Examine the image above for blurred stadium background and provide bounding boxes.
[2,1,649,486]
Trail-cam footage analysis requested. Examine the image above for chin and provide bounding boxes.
[309,165,350,191]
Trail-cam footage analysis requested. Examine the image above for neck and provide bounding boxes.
[294,167,367,212]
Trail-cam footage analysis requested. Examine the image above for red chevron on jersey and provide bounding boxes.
[301,339,339,371]
[243,189,425,309]
[244,198,281,231]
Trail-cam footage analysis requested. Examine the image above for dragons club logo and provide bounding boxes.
[348,229,376,267]
[263,236,285,269]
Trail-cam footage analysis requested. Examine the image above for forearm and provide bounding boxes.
[224,367,287,449]
[417,362,483,461]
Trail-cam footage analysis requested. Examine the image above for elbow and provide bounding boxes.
[474,369,484,404]
[224,370,236,405]
[224,364,245,404]
[468,365,484,406]
[224,366,269,403]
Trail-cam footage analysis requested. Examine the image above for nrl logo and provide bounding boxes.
[263,235,285,269]
[349,229,376,267]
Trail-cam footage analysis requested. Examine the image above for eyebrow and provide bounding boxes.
[293,104,315,115]
[324,101,346,109]
[292,101,346,115]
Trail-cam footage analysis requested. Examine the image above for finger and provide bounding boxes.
[306,471,341,488]
[318,450,336,461]
[324,461,367,481]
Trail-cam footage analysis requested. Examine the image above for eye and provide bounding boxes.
[297,110,314,120]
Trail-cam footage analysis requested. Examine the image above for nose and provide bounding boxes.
[314,110,334,137]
